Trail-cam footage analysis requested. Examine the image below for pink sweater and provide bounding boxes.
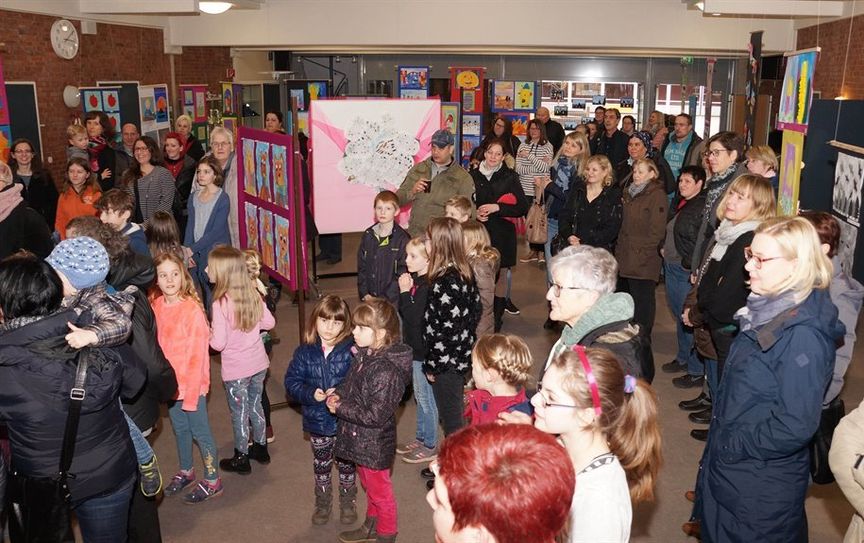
[209,296,275,381]
[152,296,211,411]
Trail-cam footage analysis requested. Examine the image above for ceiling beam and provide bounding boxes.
[79,0,198,14]
[703,0,844,17]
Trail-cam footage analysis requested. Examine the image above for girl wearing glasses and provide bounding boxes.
[532,346,661,543]
[694,217,842,543]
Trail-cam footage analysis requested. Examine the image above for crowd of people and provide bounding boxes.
[0,100,860,543]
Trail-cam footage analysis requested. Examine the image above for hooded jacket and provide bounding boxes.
[825,255,864,404]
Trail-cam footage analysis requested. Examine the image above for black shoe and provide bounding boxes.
[679,392,712,411]
[690,428,709,442]
[248,442,271,464]
[219,449,252,474]
[689,407,713,424]
[673,374,705,389]
[426,479,435,490]
[420,467,435,480]
[661,359,687,374]
[504,299,520,315]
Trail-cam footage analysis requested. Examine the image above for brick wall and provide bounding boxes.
[1,9,230,183]
[797,15,864,100]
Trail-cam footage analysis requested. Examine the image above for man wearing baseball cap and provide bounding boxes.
[396,129,474,236]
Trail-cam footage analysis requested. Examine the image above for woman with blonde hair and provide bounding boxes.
[695,216,842,542]
[745,144,779,192]
[175,114,205,162]
[557,154,623,254]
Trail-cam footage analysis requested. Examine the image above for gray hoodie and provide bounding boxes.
[825,255,864,405]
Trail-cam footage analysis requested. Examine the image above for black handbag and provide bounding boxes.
[8,354,89,543]
[810,397,845,485]
[549,233,569,257]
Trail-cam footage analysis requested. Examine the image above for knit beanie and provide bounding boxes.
[46,236,110,290]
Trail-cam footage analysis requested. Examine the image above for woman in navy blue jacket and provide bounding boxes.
[284,295,357,526]
[694,217,844,542]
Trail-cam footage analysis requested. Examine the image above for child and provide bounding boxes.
[533,346,662,543]
[462,220,500,336]
[443,195,472,223]
[284,295,357,525]
[56,157,102,240]
[96,189,149,256]
[150,252,223,503]
[45,236,162,498]
[208,246,276,474]
[357,190,409,305]
[145,210,188,263]
[66,123,89,162]
[186,156,230,311]
[465,334,533,425]
[396,237,438,465]
[243,249,274,443]
[327,298,412,543]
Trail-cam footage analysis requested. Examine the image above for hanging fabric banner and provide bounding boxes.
[0,55,10,162]
[704,58,716,140]
[744,31,763,148]
[450,67,485,114]
[776,49,819,134]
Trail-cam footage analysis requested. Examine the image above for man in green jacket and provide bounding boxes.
[396,129,474,237]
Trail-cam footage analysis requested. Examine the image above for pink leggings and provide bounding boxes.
[357,465,397,536]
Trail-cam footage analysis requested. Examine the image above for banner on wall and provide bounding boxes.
[777,49,819,134]
[450,67,485,114]
[777,130,804,216]
[179,84,208,123]
[398,66,430,99]
[138,84,171,145]
[0,55,10,162]
[221,82,243,116]
[744,31,763,148]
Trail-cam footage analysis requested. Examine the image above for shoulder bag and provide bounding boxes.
[525,192,548,245]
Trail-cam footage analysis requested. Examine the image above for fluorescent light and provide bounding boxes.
[711,12,721,16]
[199,2,233,14]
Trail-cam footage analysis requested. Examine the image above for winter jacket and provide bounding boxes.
[464,388,532,425]
[56,185,101,239]
[695,289,844,543]
[544,162,581,221]
[557,181,623,253]
[616,181,668,281]
[152,296,210,411]
[0,186,53,260]
[13,168,58,228]
[669,191,706,270]
[696,232,754,330]
[471,256,498,338]
[614,154,676,195]
[829,398,864,542]
[120,222,149,257]
[399,274,430,360]
[691,162,748,271]
[595,129,630,169]
[0,310,145,502]
[334,342,413,469]
[184,189,230,289]
[357,223,409,305]
[284,338,354,436]
[396,158,475,237]
[184,135,205,163]
[470,165,528,268]
[825,255,864,404]
[423,268,482,376]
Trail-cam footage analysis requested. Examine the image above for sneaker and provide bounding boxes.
[139,455,163,497]
[401,445,437,464]
[504,299,520,315]
[183,479,224,504]
[396,439,423,455]
[661,359,687,374]
[672,374,705,389]
[266,425,276,444]
[163,470,196,497]
[519,252,539,263]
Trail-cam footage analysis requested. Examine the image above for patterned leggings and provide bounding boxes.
[311,434,356,490]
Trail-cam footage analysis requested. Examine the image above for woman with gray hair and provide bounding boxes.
[208,126,239,247]
[0,160,53,259]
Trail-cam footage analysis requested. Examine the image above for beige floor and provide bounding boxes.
[152,233,862,542]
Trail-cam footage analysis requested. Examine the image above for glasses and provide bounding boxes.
[211,141,231,148]
[535,384,580,409]
[133,147,150,153]
[13,149,33,155]
[704,148,728,158]
[744,247,785,269]
[549,282,582,298]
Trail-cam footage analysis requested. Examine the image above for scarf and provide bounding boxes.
[627,180,650,198]
[0,183,24,222]
[479,160,503,180]
[164,155,187,179]
[702,163,739,218]
[708,219,759,261]
[736,290,800,332]
[87,136,108,173]
[554,157,574,192]
[549,292,636,363]
[632,130,654,159]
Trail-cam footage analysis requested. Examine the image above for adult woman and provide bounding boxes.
[0,254,145,542]
[695,216,841,542]
[515,118,553,263]
[557,155,622,255]
[745,144,779,192]
[615,158,668,341]
[264,110,287,134]
[0,161,53,259]
[470,116,521,168]
[621,114,636,136]
[8,138,58,228]
[163,131,196,231]
[208,126,240,247]
[175,114,205,162]
[121,136,176,224]
[84,111,117,191]
[471,139,528,331]
[614,131,675,194]
[428,424,574,543]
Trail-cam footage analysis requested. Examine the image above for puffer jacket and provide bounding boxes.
[0,310,145,503]
[334,343,412,470]
[357,223,409,305]
[284,338,354,437]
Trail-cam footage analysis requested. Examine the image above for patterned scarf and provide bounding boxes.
[87,136,108,173]
[554,157,574,192]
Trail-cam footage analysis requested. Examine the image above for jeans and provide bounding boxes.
[430,371,465,437]
[224,369,267,453]
[310,434,356,490]
[357,466,397,536]
[663,260,702,376]
[123,407,154,465]
[74,475,135,543]
[168,395,218,480]
[543,218,559,285]
[412,360,438,449]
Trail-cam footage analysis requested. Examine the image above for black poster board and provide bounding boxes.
[98,81,141,132]
[6,83,41,155]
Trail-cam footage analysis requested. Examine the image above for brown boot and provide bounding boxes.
[311,485,332,525]
[339,517,377,543]
[339,486,358,525]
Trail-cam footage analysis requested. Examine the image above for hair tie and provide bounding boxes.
[624,375,637,394]
[573,345,602,417]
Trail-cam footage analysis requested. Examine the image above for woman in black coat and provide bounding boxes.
[175,115,205,163]
[557,154,623,254]
[615,131,675,193]
[8,138,58,228]
[0,161,53,260]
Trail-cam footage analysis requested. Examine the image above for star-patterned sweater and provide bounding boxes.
[422,267,481,375]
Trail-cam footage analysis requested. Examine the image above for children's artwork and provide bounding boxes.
[275,215,291,277]
[833,152,864,226]
[310,98,440,233]
[223,83,234,115]
[290,89,305,110]
[84,90,103,112]
[400,89,427,100]
[259,208,275,269]
[244,202,260,252]
[184,89,194,105]
[776,130,803,217]
[514,81,536,111]
[838,219,859,276]
[461,135,481,157]
[195,91,206,120]
[399,66,429,90]
[450,67,484,114]
[153,86,169,123]
[223,117,237,141]
[103,90,120,112]
[308,82,327,101]
[242,139,257,196]
[140,96,155,121]
[462,90,476,112]
[462,114,481,137]
[139,84,170,139]
[272,145,288,208]
[441,102,460,135]
[106,112,121,133]
[255,141,272,201]
[493,81,514,111]
[504,113,529,137]
[183,102,194,118]
[297,111,309,134]
[0,125,10,163]
[777,49,818,134]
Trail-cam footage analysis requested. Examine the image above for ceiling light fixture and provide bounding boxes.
[199,2,234,15]
[711,12,722,16]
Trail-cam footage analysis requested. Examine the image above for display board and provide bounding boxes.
[398,66,430,99]
[491,80,538,113]
[777,49,819,134]
[179,84,208,122]
[97,81,142,133]
[310,98,439,234]
[283,79,330,136]
[138,84,171,145]
[4,83,41,157]
[81,86,122,143]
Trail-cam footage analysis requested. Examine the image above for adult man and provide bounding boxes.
[661,113,704,180]
[115,123,139,179]
[396,129,474,237]
[594,108,630,168]
[535,106,565,154]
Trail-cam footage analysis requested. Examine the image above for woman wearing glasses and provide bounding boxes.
[120,136,176,225]
[694,216,842,543]
[7,138,58,228]
[207,127,239,247]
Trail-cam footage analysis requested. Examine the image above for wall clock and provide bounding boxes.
[51,19,79,60]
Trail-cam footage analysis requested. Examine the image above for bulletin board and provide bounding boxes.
[97,80,142,133]
[139,84,171,146]
[80,86,123,143]
[179,84,208,122]
[4,82,41,158]
[282,79,330,136]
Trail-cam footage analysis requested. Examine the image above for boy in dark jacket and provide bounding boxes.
[357,190,409,305]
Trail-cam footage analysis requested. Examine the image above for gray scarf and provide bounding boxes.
[709,219,760,261]
[736,290,800,331]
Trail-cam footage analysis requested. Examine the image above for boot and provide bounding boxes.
[311,485,332,525]
[338,516,377,543]
[248,442,271,464]
[493,296,506,333]
[219,449,251,474]
[339,486,358,525]
[376,535,397,543]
